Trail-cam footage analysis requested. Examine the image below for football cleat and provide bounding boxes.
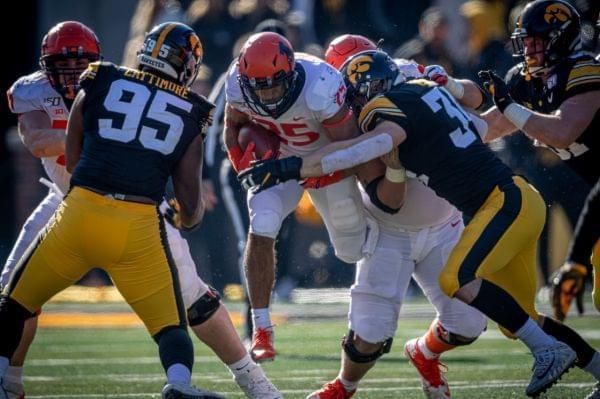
[250,328,276,362]
[306,379,355,399]
[404,338,451,399]
[234,363,282,398]
[161,382,224,399]
[585,381,600,399]
[525,341,577,397]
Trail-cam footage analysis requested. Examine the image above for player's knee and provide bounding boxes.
[154,325,194,370]
[187,288,221,327]
[334,244,363,264]
[249,211,282,239]
[330,198,363,232]
[350,292,399,342]
[342,330,393,363]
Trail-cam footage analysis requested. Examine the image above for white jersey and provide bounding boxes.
[8,71,71,193]
[362,178,457,231]
[225,53,346,156]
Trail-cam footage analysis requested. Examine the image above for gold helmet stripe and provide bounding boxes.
[152,23,178,58]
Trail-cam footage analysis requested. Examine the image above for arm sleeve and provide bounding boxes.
[567,178,600,269]
[7,78,43,114]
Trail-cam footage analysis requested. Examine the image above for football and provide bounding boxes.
[238,122,280,159]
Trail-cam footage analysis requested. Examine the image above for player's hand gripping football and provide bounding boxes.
[478,70,513,112]
[238,156,303,192]
[550,261,588,321]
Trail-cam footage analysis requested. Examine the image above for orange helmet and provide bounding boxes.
[238,32,298,118]
[40,21,101,98]
[325,34,377,70]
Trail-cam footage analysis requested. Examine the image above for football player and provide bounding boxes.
[224,32,376,362]
[0,22,281,398]
[304,34,487,399]
[239,49,582,398]
[475,0,599,320]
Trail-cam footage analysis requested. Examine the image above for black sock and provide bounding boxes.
[541,316,596,367]
[0,295,29,359]
[154,326,194,371]
[469,280,529,334]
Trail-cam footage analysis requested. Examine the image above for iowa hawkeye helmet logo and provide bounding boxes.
[544,3,571,25]
[347,54,374,85]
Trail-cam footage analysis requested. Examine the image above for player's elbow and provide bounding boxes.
[180,199,205,230]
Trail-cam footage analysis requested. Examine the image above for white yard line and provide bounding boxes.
[27,381,597,398]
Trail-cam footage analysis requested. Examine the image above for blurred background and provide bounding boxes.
[1,0,598,302]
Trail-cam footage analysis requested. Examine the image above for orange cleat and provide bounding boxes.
[404,338,451,399]
[250,328,276,362]
[305,379,355,399]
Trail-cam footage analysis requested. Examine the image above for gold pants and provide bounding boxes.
[5,186,186,336]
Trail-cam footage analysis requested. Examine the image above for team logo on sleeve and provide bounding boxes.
[544,3,571,24]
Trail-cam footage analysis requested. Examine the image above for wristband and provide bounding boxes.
[503,103,533,131]
[445,77,464,99]
[385,167,406,183]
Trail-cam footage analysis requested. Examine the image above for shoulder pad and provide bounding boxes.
[80,61,118,89]
[305,61,345,114]
[224,61,243,104]
[358,94,407,132]
[7,71,50,113]
[566,57,600,92]
[189,92,216,125]
[504,65,521,85]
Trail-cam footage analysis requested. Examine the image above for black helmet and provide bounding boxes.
[340,50,399,114]
[137,22,203,87]
[511,0,581,76]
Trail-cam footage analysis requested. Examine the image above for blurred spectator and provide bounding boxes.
[394,7,457,74]
[122,0,186,68]
[457,0,512,82]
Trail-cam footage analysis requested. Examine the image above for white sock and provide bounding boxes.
[583,352,600,380]
[4,366,23,384]
[227,353,255,377]
[0,357,8,378]
[338,375,358,392]
[515,318,556,352]
[418,338,439,360]
[166,363,191,385]
[251,308,272,331]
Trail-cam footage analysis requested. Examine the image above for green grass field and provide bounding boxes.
[25,304,599,399]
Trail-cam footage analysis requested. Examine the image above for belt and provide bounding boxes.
[80,186,157,205]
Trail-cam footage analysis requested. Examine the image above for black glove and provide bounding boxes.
[163,198,182,229]
[237,156,303,193]
[550,262,588,321]
[478,70,513,113]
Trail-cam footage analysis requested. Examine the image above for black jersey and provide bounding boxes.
[71,62,214,202]
[506,53,600,185]
[358,79,514,217]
